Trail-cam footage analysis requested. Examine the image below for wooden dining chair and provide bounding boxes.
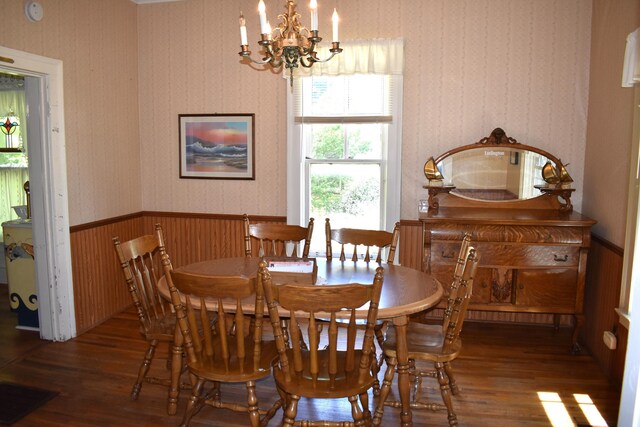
[375,247,479,427]
[324,219,400,393]
[261,261,384,427]
[162,261,282,426]
[243,214,314,258]
[112,223,185,414]
[325,219,400,264]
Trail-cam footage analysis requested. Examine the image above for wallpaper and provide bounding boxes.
[0,0,598,233]
[0,0,141,226]
[138,0,591,219]
[583,0,640,246]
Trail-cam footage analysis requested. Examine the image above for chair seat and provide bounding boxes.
[272,348,376,399]
[383,323,462,363]
[188,339,278,383]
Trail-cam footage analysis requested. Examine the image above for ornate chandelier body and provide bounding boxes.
[239,0,342,86]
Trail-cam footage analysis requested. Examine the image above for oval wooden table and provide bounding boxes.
[159,257,443,426]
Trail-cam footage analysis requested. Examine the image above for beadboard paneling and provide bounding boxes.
[398,220,423,270]
[70,213,285,333]
[70,215,144,334]
[582,235,625,383]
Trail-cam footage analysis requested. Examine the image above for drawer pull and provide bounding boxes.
[441,251,456,259]
[553,254,569,262]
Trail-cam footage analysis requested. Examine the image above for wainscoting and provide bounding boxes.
[69,212,283,334]
[583,235,626,386]
[69,213,627,384]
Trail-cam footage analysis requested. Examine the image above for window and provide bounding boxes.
[287,39,404,255]
[0,74,29,240]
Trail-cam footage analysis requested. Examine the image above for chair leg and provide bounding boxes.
[282,394,300,427]
[359,391,371,423]
[132,339,158,400]
[374,321,387,360]
[168,327,183,415]
[181,377,206,427]
[443,361,459,395]
[435,362,458,427]
[245,380,260,427]
[371,344,381,396]
[349,394,366,426]
[373,355,396,426]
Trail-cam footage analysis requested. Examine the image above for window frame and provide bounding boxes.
[287,74,403,235]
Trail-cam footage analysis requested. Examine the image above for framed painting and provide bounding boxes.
[179,113,255,180]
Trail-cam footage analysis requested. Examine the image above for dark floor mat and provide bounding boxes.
[0,382,58,425]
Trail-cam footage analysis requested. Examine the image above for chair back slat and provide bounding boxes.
[200,297,214,357]
[289,313,303,372]
[325,219,400,264]
[244,214,314,258]
[308,315,319,378]
[345,309,357,371]
[185,299,202,353]
[328,313,338,375]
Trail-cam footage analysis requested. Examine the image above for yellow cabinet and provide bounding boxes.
[2,220,38,330]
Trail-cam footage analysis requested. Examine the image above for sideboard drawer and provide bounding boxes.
[427,224,504,242]
[503,226,584,244]
[431,242,579,268]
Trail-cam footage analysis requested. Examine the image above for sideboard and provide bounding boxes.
[420,128,596,353]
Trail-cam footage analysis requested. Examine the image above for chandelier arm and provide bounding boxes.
[307,50,341,64]
[240,53,275,66]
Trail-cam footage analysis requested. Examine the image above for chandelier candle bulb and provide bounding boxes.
[265,21,272,40]
[332,8,339,42]
[239,13,248,46]
[258,0,268,34]
[310,0,318,31]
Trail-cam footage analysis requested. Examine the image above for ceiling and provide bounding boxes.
[130,0,184,4]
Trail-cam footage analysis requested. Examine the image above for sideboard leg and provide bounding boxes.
[571,314,584,355]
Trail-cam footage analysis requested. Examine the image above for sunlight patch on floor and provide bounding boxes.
[537,391,609,427]
[538,392,575,426]
[574,393,608,427]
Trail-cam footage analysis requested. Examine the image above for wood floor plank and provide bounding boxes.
[0,285,620,426]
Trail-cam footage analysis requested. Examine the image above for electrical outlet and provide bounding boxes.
[603,331,617,350]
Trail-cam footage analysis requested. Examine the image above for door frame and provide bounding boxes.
[0,45,75,341]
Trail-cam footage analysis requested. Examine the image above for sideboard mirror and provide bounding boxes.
[424,128,575,211]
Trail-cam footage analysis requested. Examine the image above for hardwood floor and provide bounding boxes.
[0,284,620,426]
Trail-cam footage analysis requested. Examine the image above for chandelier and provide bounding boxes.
[238,0,343,86]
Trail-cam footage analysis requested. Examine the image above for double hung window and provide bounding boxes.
[287,39,404,255]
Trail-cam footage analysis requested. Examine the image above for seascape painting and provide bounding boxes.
[179,114,255,179]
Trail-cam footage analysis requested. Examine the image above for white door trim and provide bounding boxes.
[0,45,75,341]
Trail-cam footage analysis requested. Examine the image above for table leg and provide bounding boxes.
[168,324,183,415]
[393,315,412,427]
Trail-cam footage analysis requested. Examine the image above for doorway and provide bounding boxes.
[0,45,75,341]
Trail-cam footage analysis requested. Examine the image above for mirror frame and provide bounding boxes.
[425,128,574,212]
[434,127,562,174]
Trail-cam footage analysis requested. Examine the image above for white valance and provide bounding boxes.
[291,38,404,78]
[622,27,640,87]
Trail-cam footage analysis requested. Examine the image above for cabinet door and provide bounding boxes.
[431,263,492,304]
[514,269,578,311]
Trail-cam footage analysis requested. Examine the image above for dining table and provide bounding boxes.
[158,256,443,426]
